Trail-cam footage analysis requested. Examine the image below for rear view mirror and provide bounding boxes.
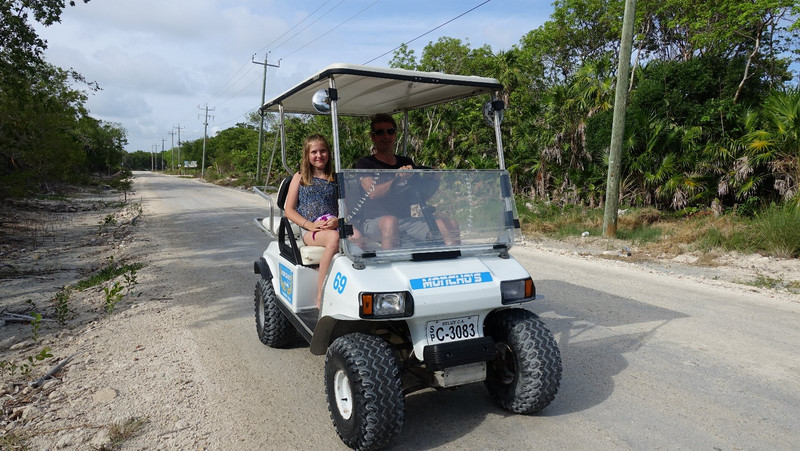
[482,100,505,127]
[312,89,332,114]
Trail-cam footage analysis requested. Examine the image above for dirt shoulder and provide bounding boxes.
[518,233,800,300]
[1,189,151,448]
[1,189,798,448]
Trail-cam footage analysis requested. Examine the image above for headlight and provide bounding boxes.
[360,292,414,318]
[501,278,535,304]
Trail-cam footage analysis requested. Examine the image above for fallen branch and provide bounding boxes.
[1,313,57,323]
[29,353,76,388]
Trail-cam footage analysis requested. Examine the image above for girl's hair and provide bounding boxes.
[300,134,334,185]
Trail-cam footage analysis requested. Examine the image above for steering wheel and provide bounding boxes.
[392,173,439,204]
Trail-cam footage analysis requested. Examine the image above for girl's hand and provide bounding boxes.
[326,216,339,229]
[317,216,337,230]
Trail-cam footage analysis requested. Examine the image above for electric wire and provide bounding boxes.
[279,0,380,61]
[202,1,334,108]
[253,0,333,57]
[171,1,338,138]
[166,1,492,151]
[363,0,492,65]
[269,0,346,55]
[180,0,365,133]
[202,59,257,105]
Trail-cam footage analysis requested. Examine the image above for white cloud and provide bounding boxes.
[34,0,552,152]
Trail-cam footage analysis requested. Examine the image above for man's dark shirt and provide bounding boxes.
[353,154,418,221]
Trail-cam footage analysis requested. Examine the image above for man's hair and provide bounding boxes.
[370,113,397,132]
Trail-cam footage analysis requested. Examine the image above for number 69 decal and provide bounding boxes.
[332,272,347,294]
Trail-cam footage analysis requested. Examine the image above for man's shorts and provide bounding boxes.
[360,216,430,242]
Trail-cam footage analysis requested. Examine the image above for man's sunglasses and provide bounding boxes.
[371,128,396,136]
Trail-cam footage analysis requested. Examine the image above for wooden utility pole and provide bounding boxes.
[603,0,637,238]
[175,124,185,175]
[253,53,280,185]
[200,105,214,179]
[169,129,176,171]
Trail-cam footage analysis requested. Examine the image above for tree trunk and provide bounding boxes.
[734,26,763,104]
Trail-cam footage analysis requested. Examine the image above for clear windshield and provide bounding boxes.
[338,169,517,264]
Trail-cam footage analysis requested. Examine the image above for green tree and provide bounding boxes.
[756,87,800,203]
[1,0,91,74]
[0,63,91,193]
[122,151,152,171]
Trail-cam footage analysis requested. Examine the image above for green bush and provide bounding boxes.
[754,204,800,258]
[74,258,145,291]
[617,226,663,245]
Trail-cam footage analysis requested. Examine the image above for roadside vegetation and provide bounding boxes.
[519,200,800,259]
[1,191,145,449]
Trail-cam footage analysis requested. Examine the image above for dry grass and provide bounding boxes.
[101,417,148,450]
[519,202,799,262]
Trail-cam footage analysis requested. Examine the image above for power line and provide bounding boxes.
[170,1,492,147]
[253,0,334,56]
[280,0,379,60]
[363,0,492,65]
[207,69,263,110]
[173,2,367,131]
[213,107,259,129]
[203,59,259,105]
[271,0,347,55]
[174,2,339,131]
[201,2,335,107]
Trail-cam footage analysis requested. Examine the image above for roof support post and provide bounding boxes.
[492,93,506,170]
[279,105,291,175]
[328,77,342,173]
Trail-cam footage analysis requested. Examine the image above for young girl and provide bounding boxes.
[284,134,339,308]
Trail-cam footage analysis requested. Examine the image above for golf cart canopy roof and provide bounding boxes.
[260,63,503,116]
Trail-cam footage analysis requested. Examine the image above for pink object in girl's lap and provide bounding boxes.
[311,214,337,240]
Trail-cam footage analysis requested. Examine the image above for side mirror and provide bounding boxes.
[482,100,505,127]
[312,89,332,114]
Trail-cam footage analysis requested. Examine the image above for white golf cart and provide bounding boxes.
[252,64,561,450]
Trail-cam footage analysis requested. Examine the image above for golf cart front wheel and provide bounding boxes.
[324,333,404,450]
[484,308,562,414]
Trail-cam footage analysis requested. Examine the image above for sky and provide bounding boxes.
[33,0,555,153]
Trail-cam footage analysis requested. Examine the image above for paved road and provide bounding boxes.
[134,171,800,449]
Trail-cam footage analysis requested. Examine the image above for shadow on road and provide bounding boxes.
[535,279,689,416]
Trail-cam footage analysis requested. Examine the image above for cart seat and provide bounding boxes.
[273,176,327,266]
[262,217,325,265]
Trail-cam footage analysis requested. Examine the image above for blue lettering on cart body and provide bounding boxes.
[409,272,492,290]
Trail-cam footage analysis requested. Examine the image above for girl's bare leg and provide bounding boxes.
[304,229,339,308]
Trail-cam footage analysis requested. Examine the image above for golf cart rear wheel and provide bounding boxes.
[254,277,294,348]
[325,333,404,450]
[484,308,562,414]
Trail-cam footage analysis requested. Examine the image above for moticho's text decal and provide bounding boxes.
[410,272,492,290]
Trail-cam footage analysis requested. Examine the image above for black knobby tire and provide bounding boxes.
[484,308,562,414]
[254,278,294,348]
[324,333,404,450]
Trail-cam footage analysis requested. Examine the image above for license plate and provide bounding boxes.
[426,315,479,345]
